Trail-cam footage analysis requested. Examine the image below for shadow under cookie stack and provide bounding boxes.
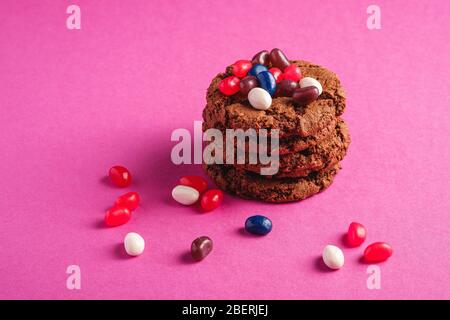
[203,49,350,203]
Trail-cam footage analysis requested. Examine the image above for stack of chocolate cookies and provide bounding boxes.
[203,58,350,203]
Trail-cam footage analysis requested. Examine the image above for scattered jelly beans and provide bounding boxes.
[124,232,145,256]
[282,64,302,82]
[346,222,367,247]
[251,50,270,66]
[364,242,393,262]
[179,175,208,193]
[200,189,224,212]
[269,48,290,71]
[245,215,272,235]
[172,185,200,205]
[191,236,213,261]
[109,165,132,188]
[232,60,252,78]
[269,67,283,83]
[248,64,268,77]
[115,192,140,211]
[275,79,299,97]
[256,71,277,96]
[105,206,131,227]
[239,76,259,96]
[248,87,272,110]
[322,245,345,270]
[219,76,240,96]
[292,86,320,106]
[299,77,323,95]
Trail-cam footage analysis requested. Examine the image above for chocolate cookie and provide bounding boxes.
[203,60,345,138]
[204,163,341,203]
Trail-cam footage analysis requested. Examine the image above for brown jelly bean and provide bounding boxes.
[239,75,259,96]
[292,86,320,106]
[191,236,213,261]
[276,79,299,97]
[269,48,290,71]
[251,50,270,66]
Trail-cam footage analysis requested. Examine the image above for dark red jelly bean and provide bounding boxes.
[179,175,208,193]
[283,64,302,82]
[218,76,240,96]
[105,206,131,227]
[109,166,132,188]
[292,86,319,106]
[232,60,252,78]
[269,67,283,83]
[191,236,213,261]
[276,79,299,97]
[346,222,367,247]
[269,48,290,71]
[239,76,259,96]
[251,50,270,66]
[364,242,393,262]
[115,192,140,211]
[200,189,223,212]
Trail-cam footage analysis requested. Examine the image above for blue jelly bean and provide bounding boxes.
[245,215,272,235]
[256,71,277,96]
[248,64,268,77]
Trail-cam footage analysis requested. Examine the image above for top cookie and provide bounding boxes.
[203,60,345,138]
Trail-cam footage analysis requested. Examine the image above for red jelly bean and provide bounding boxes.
[232,60,252,78]
[269,67,283,83]
[218,76,240,96]
[179,175,208,193]
[282,64,302,82]
[105,206,131,227]
[115,192,140,211]
[364,242,393,262]
[346,222,367,247]
[109,165,132,188]
[200,189,223,212]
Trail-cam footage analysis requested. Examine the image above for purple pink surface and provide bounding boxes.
[0,0,449,300]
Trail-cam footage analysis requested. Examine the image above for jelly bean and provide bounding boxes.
[322,245,345,270]
[218,76,240,96]
[124,232,145,256]
[239,76,259,96]
[282,64,302,82]
[200,189,224,212]
[299,77,323,95]
[248,64,268,77]
[364,242,393,262]
[346,222,367,247]
[191,236,213,261]
[232,60,252,78]
[115,192,140,211]
[275,79,299,97]
[109,165,132,188]
[105,206,131,227]
[245,215,272,235]
[251,50,270,66]
[172,185,199,205]
[268,67,283,84]
[256,71,277,96]
[269,48,290,71]
[292,86,319,106]
[248,87,272,110]
[179,176,208,193]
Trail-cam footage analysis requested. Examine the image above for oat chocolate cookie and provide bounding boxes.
[203,60,345,138]
[205,163,341,203]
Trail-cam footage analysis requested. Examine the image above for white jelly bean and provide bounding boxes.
[322,245,344,270]
[172,185,199,205]
[299,77,323,95]
[124,232,145,256]
[248,87,272,110]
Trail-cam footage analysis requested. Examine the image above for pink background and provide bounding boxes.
[0,0,449,300]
